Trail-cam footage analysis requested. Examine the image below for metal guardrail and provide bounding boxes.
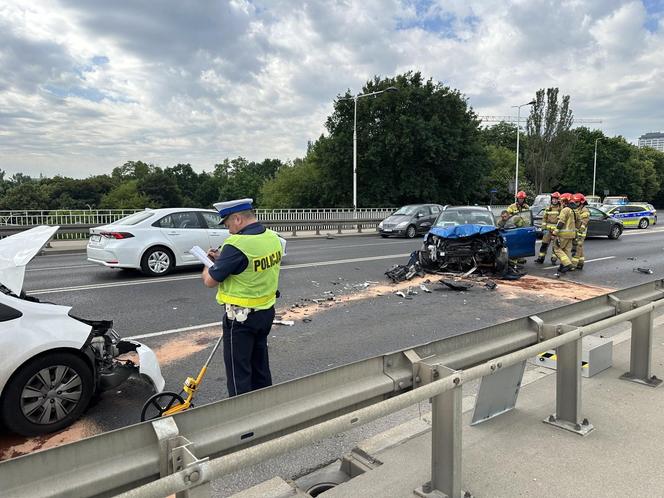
[1,280,663,497]
[0,208,397,226]
[0,209,395,239]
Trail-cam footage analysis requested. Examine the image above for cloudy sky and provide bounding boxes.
[1,0,662,178]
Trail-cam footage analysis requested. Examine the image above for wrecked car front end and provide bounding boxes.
[419,225,509,274]
[74,315,165,393]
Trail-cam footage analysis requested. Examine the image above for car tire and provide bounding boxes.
[608,225,623,239]
[638,218,649,229]
[141,246,175,276]
[380,234,390,238]
[1,352,94,436]
[405,225,417,238]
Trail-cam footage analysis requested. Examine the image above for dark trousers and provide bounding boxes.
[222,307,274,397]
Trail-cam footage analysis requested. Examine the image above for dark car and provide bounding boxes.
[534,206,623,239]
[418,206,537,273]
[378,204,442,238]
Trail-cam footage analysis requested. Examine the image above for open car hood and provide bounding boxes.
[0,225,59,294]
[429,225,499,239]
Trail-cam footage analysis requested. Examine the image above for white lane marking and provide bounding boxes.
[543,256,616,270]
[127,322,221,340]
[622,228,664,236]
[27,264,97,272]
[27,253,412,295]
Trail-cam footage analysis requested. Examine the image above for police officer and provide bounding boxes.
[535,192,561,264]
[201,198,283,397]
[552,193,577,274]
[571,193,590,270]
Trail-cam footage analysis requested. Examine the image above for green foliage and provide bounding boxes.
[137,169,184,207]
[259,157,323,208]
[99,180,152,209]
[480,122,518,150]
[310,71,489,207]
[525,88,574,193]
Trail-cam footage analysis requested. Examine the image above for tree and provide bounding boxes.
[0,182,51,209]
[310,71,489,207]
[164,164,201,205]
[525,88,574,193]
[99,181,152,209]
[137,170,183,207]
[259,157,323,208]
[480,121,518,150]
[111,161,154,182]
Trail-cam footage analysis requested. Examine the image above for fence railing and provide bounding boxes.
[1,279,662,498]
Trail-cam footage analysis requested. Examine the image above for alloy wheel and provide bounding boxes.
[20,366,82,425]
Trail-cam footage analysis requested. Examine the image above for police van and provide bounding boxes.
[605,204,657,229]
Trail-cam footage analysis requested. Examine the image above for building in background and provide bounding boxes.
[638,132,664,152]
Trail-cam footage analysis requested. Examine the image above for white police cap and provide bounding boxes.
[213,198,254,220]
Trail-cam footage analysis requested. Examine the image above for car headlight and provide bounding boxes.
[396,221,409,228]
[378,221,384,229]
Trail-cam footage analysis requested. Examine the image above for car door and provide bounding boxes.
[157,211,208,264]
[415,207,431,233]
[199,211,231,249]
[587,207,610,236]
[501,210,537,258]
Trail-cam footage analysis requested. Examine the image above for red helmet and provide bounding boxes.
[551,192,561,199]
[560,193,573,202]
[516,191,527,199]
[573,193,586,204]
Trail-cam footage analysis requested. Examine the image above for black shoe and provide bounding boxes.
[558,264,573,274]
[535,257,544,264]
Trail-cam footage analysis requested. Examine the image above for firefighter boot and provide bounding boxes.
[558,264,573,274]
[535,256,545,264]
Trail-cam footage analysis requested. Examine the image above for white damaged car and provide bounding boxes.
[0,226,165,436]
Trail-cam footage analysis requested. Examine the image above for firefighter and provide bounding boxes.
[507,191,529,265]
[507,191,529,216]
[535,192,561,264]
[552,193,577,273]
[571,193,590,270]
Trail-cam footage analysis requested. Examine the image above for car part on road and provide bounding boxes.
[273,319,295,326]
[485,280,498,290]
[635,267,654,274]
[141,328,225,422]
[440,280,474,291]
[420,284,432,293]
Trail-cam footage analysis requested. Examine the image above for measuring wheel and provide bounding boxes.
[140,391,185,421]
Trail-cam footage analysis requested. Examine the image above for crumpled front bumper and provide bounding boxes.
[117,340,166,392]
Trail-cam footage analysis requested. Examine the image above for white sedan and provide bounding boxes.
[87,208,231,276]
[0,226,164,436]
[87,208,287,277]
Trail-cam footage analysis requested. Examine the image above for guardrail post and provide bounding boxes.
[357,223,363,233]
[620,308,662,387]
[151,418,211,497]
[543,337,594,436]
[415,365,469,498]
[291,226,297,236]
[337,223,342,234]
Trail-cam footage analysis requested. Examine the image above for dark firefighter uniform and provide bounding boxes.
[552,195,577,273]
[536,193,561,264]
[209,203,282,397]
[572,195,590,270]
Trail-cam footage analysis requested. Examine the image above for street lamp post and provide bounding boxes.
[350,86,398,212]
[511,100,536,198]
[592,138,601,198]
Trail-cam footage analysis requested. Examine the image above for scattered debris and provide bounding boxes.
[420,284,432,293]
[627,257,637,261]
[484,280,497,290]
[634,267,654,274]
[326,234,335,239]
[395,291,406,298]
[273,319,295,326]
[440,280,474,291]
[406,287,418,296]
[303,318,313,323]
[385,253,424,283]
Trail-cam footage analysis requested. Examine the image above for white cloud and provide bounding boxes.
[0,0,661,178]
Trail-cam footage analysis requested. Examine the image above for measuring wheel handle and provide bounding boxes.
[140,391,186,422]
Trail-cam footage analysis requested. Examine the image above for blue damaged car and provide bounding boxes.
[418,205,537,273]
